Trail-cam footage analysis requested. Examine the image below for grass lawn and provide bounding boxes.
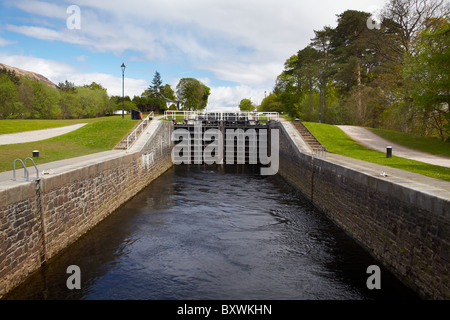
[368,127,450,157]
[0,115,136,173]
[303,122,450,182]
[0,118,96,134]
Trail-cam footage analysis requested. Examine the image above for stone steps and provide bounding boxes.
[291,120,325,153]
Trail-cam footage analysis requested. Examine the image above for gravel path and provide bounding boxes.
[337,125,450,168]
[0,123,87,145]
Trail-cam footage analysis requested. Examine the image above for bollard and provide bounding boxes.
[386,146,392,158]
[33,150,39,157]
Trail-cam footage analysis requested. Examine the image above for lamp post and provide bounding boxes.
[121,62,126,120]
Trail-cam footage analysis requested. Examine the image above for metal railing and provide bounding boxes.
[13,157,39,181]
[126,112,154,150]
[313,145,328,158]
[164,111,279,122]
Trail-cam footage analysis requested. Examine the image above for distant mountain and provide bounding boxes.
[0,62,57,88]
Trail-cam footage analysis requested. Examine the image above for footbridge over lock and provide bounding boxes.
[165,111,280,170]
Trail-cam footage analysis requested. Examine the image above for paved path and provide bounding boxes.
[0,123,87,145]
[337,125,450,168]
[281,121,450,200]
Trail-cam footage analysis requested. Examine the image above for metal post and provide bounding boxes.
[386,146,392,158]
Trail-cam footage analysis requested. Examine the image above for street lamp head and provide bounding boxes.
[121,62,126,72]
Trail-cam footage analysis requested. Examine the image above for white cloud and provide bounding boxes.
[7,0,387,88]
[207,61,283,86]
[0,54,75,79]
[7,25,68,41]
[75,55,87,62]
[0,37,16,46]
[207,85,267,111]
[13,0,66,19]
[197,77,211,85]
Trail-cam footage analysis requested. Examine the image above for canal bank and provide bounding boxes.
[277,121,449,300]
[0,119,173,298]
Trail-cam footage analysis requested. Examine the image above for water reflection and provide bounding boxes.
[5,165,418,300]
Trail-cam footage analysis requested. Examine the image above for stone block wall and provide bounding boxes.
[0,120,173,298]
[276,122,449,299]
[0,182,44,297]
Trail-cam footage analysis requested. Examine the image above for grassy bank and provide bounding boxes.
[368,128,450,157]
[0,116,136,173]
[0,118,99,134]
[303,122,450,182]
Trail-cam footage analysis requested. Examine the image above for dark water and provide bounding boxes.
[5,165,418,300]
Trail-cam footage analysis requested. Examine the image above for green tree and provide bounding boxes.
[162,84,176,101]
[176,78,210,110]
[0,74,19,119]
[200,85,210,110]
[404,17,450,140]
[77,84,113,118]
[83,82,106,91]
[57,80,79,119]
[150,71,163,95]
[296,46,322,100]
[0,67,20,86]
[17,77,35,118]
[111,95,136,112]
[139,93,166,112]
[274,55,303,118]
[257,92,281,113]
[330,10,381,111]
[31,81,60,119]
[57,80,77,93]
[59,90,81,119]
[239,98,254,111]
[381,0,448,55]
[379,0,449,133]
[140,72,168,112]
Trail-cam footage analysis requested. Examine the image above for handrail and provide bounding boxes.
[24,157,39,180]
[126,112,154,150]
[164,111,279,121]
[13,159,28,181]
[314,145,328,158]
[12,157,40,181]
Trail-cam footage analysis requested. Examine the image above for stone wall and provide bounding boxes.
[0,182,43,297]
[276,122,449,299]
[0,120,173,298]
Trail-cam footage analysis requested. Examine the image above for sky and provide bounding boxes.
[0,0,387,111]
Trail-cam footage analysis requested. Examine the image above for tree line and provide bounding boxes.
[0,70,118,120]
[111,72,211,114]
[257,0,449,140]
[0,68,210,119]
